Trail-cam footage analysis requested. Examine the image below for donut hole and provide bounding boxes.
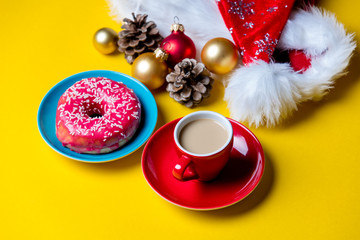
[83,102,105,118]
[89,112,103,118]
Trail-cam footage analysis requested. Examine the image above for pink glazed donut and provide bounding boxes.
[56,77,141,154]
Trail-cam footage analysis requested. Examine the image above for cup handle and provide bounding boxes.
[172,155,198,181]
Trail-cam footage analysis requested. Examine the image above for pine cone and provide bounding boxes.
[118,13,163,64]
[166,58,214,108]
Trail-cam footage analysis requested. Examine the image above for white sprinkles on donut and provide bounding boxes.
[56,77,141,154]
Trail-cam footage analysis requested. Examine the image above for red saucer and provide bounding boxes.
[141,118,265,210]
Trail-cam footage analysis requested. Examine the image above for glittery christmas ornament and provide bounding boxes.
[131,48,169,90]
[161,17,196,68]
[93,28,119,54]
[201,38,239,75]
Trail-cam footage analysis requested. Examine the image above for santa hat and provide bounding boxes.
[107,0,356,127]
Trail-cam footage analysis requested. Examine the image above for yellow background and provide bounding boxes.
[1,0,360,239]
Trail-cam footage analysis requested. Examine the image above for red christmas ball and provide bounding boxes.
[161,23,196,68]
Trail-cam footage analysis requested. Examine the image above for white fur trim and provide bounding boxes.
[225,61,302,127]
[226,6,355,127]
[278,6,356,100]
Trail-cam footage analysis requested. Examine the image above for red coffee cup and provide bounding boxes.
[173,111,233,181]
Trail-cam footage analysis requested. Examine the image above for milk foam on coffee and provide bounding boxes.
[179,119,228,154]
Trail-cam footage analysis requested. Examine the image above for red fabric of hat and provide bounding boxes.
[217,0,296,65]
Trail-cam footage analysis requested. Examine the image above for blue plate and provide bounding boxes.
[37,70,158,162]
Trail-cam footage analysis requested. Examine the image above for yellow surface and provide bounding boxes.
[1,1,360,239]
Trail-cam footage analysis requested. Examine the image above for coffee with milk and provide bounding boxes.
[179,119,229,155]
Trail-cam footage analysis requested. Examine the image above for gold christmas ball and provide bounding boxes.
[93,28,118,54]
[201,37,239,75]
[131,52,168,90]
